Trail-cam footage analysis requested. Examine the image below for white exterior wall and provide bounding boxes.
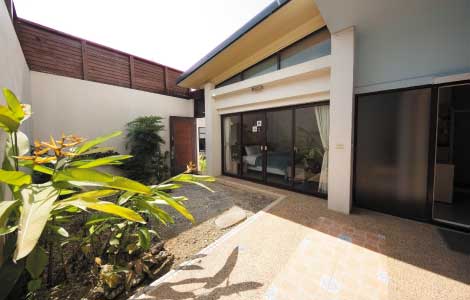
[0,0,32,141]
[203,30,356,215]
[30,71,193,154]
[328,27,355,214]
[203,56,332,179]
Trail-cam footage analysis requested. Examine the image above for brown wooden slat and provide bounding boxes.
[16,18,190,98]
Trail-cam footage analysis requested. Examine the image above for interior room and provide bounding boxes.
[433,83,470,228]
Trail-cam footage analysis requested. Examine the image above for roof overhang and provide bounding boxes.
[177,0,325,88]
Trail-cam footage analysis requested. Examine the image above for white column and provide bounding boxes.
[328,26,355,214]
[204,82,222,176]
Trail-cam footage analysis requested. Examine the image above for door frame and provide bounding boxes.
[169,116,197,176]
[430,81,470,230]
[220,101,329,198]
[352,79,470,232]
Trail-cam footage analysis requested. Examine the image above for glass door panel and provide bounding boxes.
[242,111,266,181]
[222,115,241,175]
[294,105,329,195]
[266,109,293,186]
[433,84,470,228]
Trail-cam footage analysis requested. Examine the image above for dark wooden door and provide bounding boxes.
[170,116,196,175]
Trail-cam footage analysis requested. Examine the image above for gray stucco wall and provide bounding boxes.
[316,0,470,91]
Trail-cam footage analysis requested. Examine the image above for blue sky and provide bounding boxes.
[14,0,273,71]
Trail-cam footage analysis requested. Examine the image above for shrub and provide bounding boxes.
[121,116,169,184]
[0,88,214,299]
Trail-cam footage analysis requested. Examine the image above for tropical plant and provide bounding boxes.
[121,116,169,184]
[198,154,207,174]
[0,88,214,299]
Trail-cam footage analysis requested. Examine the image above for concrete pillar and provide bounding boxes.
[204,82,222,176]
[328,26,355,214]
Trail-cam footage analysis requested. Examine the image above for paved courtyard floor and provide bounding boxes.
[131,177,470,300]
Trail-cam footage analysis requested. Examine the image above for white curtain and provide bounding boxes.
[315,105,329,194]
[224,118,232,171]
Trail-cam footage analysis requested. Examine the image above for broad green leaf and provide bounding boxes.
[78,147,115,156]
[75,131,122,154]
[59,189,76,196]
[0,170,31,186]
[14,184,59,261]
[0,200,18,225]
[26,246,48,278]
[118,191,135,205]
[0,259,25,300]
[53,168,151,194]
[135,198,173,225]
[85,214,118,226]
[62,189,119,201]
[155,191,194,223]
[169,174,215,192]
[3,131,29,171]
[2,88,24,121]
[137,227,151,250]
[0,225,17,236]
[151,183,182,191]
[32,164,53,175]
[54,197,145,223]
[71,155,132,169]
[48,225,69,238]
[27,279,42,292]
[0,106,20,133]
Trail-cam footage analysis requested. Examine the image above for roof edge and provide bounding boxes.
[176,0,290,86]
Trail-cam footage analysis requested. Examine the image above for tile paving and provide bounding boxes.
[131,177,470,300]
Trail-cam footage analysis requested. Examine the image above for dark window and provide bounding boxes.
[198,127,206,152]
[280,28,331,69]
[215,27,330,88]
[243,55,278,80]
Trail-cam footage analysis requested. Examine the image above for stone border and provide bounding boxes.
[129,177,286,299]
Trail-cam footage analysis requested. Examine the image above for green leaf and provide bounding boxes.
[0,259,25,300]
[137,227,151,250]
[20,161,54,175]
[0,170,31,186]
[78,146,115,156]
[48,225,69,238]
[70,155,132,169]
[27,278,42,292]
[54,197,145,223]
[169,174,215,192]
[53,168,151,194]
[2,88,24,121]
[14,184,60,261]
[151,183,182,191]
[118,191,135,205]
[0,225,17,236]
[26,246,48,279]
[154,191,194,223]
[3,131,29,171]
[135,198,173,225]
[75,131,122,154]
[0,200,18,225]
[0,106,20,133]
[85,214,118,226]
[63,189,119,201]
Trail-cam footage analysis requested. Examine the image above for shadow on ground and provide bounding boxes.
[139,247,262,300]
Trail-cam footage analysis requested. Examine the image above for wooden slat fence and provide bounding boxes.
[15,18,191,98]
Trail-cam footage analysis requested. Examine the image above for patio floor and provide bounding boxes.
[131,177,470,300]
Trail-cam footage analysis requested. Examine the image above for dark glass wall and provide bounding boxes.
[355,88,432,220]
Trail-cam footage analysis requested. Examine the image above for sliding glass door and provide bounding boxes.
[222,102,329,197]
[266,108,293,187]
[241,111,266,181]
[222,115,241,175]
[294,105,329,195]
